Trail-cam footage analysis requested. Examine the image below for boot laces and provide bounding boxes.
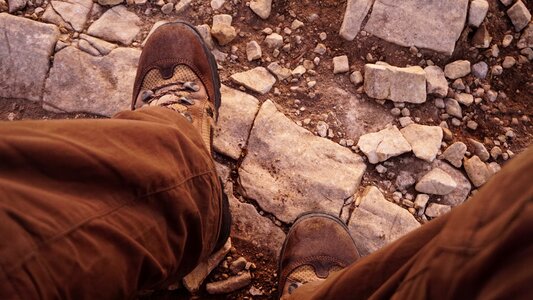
[140,81,201,122]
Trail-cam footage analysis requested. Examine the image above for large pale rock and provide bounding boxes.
[364,64,427,104]
[250,0,272,19]
[214,85,260,160]
[400,124,443,162]
[239,100,366,223]
[339,0,374,41]
[357,125,412,164]
[87,5,141,45]
[364,0,469,55]
[507,1,531,32]
[230,67,276,95]
[41,0,93,32]
[415,168,457,195]
[348,186,420,256]
[0,14,59,102]
[424,66,448,97]
[43,46,140,116]
[228,193,285,256]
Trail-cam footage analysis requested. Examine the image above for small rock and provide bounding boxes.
[250,0,272,19]
[246,41,262,61]
[175,0,193,13]
[445,98,463,118]
[264,33,283,48]
[452,79,465,90]
[161,2,173,14]
[376,164,387,174]
[490,146,503,160]
[414,194,430,210]
[471,61,488,79]
[206,272,252,294]
[291,19,304,30]
[211,14,236,46]
[230,67,276,94]
[464,156,492,187]
[400,124,443,162]
[350,71,363,85]
[468,139,490,161]
[424,66,448,97]
[415,168,457,195]
[333,55,350,74]
[502,34,513,47]
[455,93,474,106]
[183,239,232,292]
[292,65,306,77]
[502,56,516,68]
[441,142,467,168]
[267,62,291,80]
[467,120,478,130]
[357,125,412,164]
[399,117,414,128]
[314,43,327,55]
[210,0,225,10]
[316,121,329,137]
[507,1,531,32]
[425,203,452,218]
[364,64,427,104]
[444,60,471,79]
[468,0,489,27]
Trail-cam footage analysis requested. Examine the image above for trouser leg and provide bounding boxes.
[0,107,222,299]
[289,147,533,299]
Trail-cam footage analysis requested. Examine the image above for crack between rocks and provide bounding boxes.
[49,3,75,31]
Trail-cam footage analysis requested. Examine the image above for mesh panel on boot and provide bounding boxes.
[142,65,198,91]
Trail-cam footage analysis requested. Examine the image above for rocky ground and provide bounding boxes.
[1,0,532,299]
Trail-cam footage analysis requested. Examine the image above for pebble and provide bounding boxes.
[502,56,516,68]
[246,41,262,61]
[399,117,414,128]
[467,120,478,130]
[445,98,462,118]
[468,138,490,161]
[291,19,304,30]
[390,108,401,116]
[319,32,327,40]
[376,164,387,174]
[425,203,452,218]
[316,121,328,137]
[502,34,513,47]
[333,55,350,74]
[414,194,430,211]
[350,71,363,85]
[314,43,327,55]
[264,33,283,48]
[434,98,445,109]
[491,65,503,76]
[161,2,173,14]
[490,146,503,159]
[444,60,471,79]
[471,61,488,79]
[441,142,467,168]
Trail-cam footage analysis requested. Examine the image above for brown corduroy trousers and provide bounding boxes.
[0,107,531,299]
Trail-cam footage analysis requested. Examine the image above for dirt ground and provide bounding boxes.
[1,0,532,299]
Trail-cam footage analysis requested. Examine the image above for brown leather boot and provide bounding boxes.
[132,21,221,155]
[131,21,230,254]
[278,213,360,298]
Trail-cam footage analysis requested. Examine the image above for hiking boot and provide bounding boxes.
[278,213,360,298]
[131,21,221,155]
[131,21,229,254]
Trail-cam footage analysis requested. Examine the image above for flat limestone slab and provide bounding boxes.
[43,46,140,116]
[214,85,260,160]
[349,186,420,256]
[364,0,469,55]
[364,64,427,103]
[239,100,366,223]
[0,13,59,102]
